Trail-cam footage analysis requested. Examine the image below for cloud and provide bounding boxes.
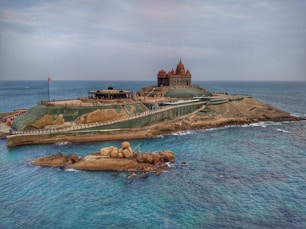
[0,0,250,49]
[0,0,305,81]
[252,1,271,9]
[0,7,40,26]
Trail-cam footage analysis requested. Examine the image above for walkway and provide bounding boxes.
[10,101,206,136]
[10,95,251,136]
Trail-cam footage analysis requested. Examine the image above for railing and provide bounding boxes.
[10,101,205,135]
[40,99,145,107]
[11,94,252,136]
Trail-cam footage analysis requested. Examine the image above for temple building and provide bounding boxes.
[157,59,192,87]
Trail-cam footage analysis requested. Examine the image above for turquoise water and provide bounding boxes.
[0,81,305,228]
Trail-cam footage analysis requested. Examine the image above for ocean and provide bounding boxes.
[0,80,305,228]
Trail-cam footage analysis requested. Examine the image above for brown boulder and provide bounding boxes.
[140,153,153,163]
[100,147,111,157]
[100,146,119,157]
[67,154,79,163]
[110,147,119,158]
[121,148,133,158]
[152,154,161,164]
[159,150,175,163]
[121,141,130,149]
[135,153,161,164]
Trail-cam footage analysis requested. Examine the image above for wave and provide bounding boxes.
[276,128,289,133]
[242,121,285,128]
[202,125,247,133]
[200,121,286,133]
[290,113,306,118]
[55,141,71,146]
[171,130,194,136]
[243,122,267,128]
[165,162,175,168]
[65,168,79,172]
[204,127,224,132]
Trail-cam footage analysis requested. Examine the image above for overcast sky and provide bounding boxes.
[0,0,305,81]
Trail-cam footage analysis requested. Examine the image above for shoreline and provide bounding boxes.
[6,114,304,147]
[3,96,305,147]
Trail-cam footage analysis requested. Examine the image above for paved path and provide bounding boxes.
[11,101,206,135]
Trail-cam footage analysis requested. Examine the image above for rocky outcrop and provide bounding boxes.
[119,141,133,158]
[28,114,65,129]
[30,114,54,129]
[31,153,80,167]
[98,141,134,158]
[75,109,127,124]
[53,114,65,125]
[7,97,304,147]
[31,142,175,174]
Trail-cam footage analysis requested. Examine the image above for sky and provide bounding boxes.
[0,0,305,81]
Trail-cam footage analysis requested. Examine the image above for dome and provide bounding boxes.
[157,69,168,78]
[175,59,185,75]
[185,69,191,77]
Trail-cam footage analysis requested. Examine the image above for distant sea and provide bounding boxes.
[0,80,305,228]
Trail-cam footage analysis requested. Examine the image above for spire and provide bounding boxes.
[175,58,185,75]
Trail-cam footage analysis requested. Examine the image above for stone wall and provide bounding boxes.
[82,102,203,131]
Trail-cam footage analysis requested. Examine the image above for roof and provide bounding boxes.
[88,89,132,95]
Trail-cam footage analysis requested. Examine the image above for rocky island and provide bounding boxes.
[31,141,175,175]
[3,59,304,147]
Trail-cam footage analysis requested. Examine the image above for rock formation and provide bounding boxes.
[31,141,175,174]
[31,114,54,129]
[7,96,304,147]
[75,109,127,124]
[28,114,65,129]
[119,141,133,158]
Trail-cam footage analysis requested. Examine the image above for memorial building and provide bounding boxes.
[157,59,191,87]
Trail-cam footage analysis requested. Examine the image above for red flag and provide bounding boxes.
[48,77,51,82]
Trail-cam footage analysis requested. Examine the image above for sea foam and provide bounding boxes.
[55,141,71,146]
[276,128,289,133]
[65,168,79,172]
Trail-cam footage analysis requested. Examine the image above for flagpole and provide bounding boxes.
[48,77,51,102]
[48,81,50,102]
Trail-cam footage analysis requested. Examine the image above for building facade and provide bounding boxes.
[157,59,191,87]
[88,87,132,99]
